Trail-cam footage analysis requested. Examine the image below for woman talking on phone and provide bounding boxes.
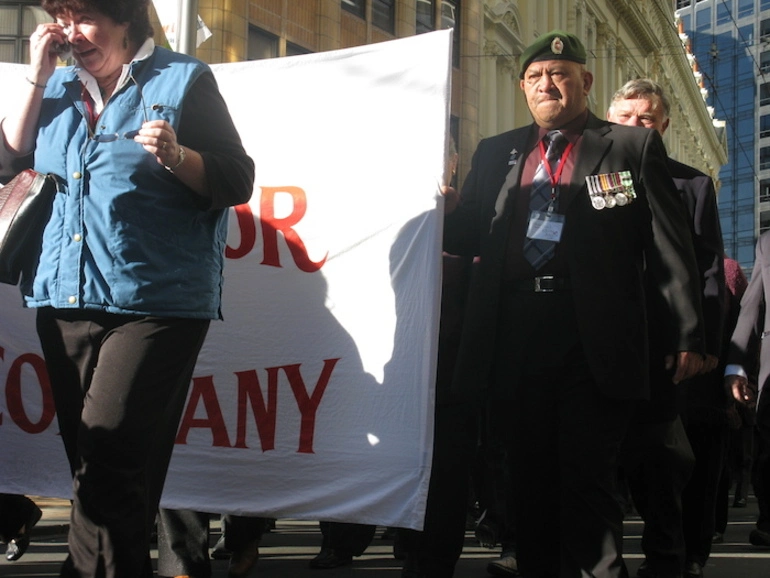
[0,0,254,576]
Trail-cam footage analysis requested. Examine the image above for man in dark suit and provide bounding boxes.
[725,232,770,549]
[608,79,726,578]
[442,31,705,577]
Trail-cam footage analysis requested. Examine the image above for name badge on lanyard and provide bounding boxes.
[527,209,565,241]
[526,139,573,243]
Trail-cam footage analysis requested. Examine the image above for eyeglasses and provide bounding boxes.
[88,74,149,142]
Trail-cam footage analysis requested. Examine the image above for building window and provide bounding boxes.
[676,0,691,7]
[248,26,278,60]
[762,210,770,234]
[342,0,365,19]
[287,42,311,57]
[762,52,770,74]
[762,19,770,42]
[738,0,753,18]
[716,3,730,25]
[758,183,766,203]
[373,0,395,33]
[760,83,770,106]
[0,2,50,64]
[761,146,770,171]
[762,115,770,139]
[442,0,460,67]
[416,0,436,34]
[761,211,770,233]
[695,7,710,31]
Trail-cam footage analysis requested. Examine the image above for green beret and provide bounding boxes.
[519,30,587,78]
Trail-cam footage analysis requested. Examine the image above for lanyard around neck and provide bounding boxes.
[538,138,575,189]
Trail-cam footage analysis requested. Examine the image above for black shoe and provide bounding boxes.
[211,535,232,560]
[732,497,747,508]
[684,561,704,578]
[309,548,353,570]
[749,528,770,547]
[711,532,723,543]
[5,504,42,561]
[227,539,259,578]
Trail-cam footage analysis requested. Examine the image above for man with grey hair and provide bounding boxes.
[609,78,726,578]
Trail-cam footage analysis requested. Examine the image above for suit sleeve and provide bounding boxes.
[690,176,726,357]
[443,139,486,257]
[641,131,705,354]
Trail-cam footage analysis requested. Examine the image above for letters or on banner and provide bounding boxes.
[0,30,452,530]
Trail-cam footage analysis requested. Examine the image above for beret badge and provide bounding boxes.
[551,37,564,55]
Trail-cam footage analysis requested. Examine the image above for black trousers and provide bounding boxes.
[0,494,39,542]
[36,308,210,578]
[156,509,268,578]
[620,416,695,575]
[682,421,727,567]
[157,510,212,578]
[398,403,477,577]
[753,391,770,533]
[318,521,376,556]
[493,291,635,578]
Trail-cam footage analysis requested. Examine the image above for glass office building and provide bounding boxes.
[676,0,770,269]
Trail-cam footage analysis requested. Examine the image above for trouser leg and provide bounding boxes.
[37,309,209,578]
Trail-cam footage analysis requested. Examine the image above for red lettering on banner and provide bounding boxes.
[3,351,55,434]
[225,188,328,272]
[260,186,327,272]
[174,360,340,452]
[225,204,257,260]
[234,369,277,451]
[280,358,340,454]
[176,376,232,447]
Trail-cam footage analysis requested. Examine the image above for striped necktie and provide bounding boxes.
[523,130,567,269]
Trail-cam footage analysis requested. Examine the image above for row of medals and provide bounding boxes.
[586,171,636,210]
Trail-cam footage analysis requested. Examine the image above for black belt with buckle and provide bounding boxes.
[511,276,569,293]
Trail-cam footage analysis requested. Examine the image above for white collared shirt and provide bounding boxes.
[76,38,155,114]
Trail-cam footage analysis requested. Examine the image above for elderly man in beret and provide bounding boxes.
[442,30,705,577]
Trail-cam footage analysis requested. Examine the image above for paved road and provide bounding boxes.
[1,496,769,577]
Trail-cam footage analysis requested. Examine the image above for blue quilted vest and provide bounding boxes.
[26,47,228,319]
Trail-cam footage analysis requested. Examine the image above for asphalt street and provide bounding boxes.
[1,496,769,577]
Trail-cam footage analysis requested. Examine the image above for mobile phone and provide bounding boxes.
[53,40,72,61]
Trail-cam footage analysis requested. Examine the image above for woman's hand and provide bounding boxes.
[136,120,184,170]
[28,23,69,87]
[135,119,208,196]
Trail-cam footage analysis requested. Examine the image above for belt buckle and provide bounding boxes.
[534,275,555,293]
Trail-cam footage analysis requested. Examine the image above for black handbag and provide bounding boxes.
[0,169,56,285]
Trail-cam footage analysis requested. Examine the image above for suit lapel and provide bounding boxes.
[561,118,612,213]
[491,125,537,228]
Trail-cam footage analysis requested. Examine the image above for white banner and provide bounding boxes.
[0,30,452,530]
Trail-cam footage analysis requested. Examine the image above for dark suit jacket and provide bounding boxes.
[444,112,705,402]
[669,158,725,358]
[642,158,726,421]
[728,232,770,394]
